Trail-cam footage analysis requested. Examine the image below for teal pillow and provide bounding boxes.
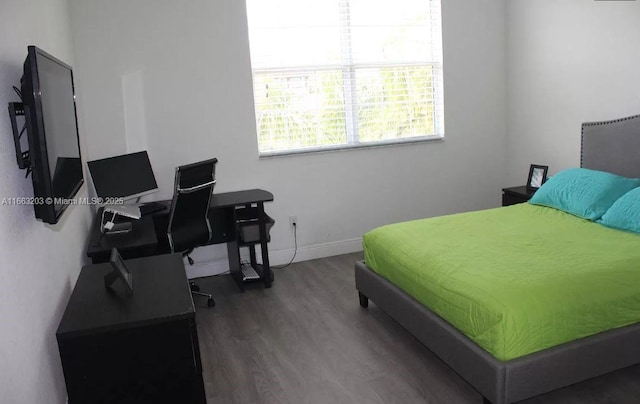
[528,168,640,220]
[599,187,640,233]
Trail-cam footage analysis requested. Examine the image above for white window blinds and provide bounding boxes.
[246,0,444,155]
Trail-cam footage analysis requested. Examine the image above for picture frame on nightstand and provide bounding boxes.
[527,164,548,190]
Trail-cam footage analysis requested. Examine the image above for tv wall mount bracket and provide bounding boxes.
[8,102,31,174]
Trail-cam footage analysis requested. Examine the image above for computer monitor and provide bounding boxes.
[87,151,158,201]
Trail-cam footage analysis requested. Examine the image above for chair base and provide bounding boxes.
[185,250,195,266]
[192,291,215,307]
[190,281,215,307]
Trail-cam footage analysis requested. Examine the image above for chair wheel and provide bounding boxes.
[207,298,215,307]
[190,282,200,292]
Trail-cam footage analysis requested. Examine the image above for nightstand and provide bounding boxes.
[502,186,537,206]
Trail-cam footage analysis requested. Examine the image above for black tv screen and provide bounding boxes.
[21,46,83,224]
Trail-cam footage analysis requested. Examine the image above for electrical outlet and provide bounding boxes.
[289,216,298,228]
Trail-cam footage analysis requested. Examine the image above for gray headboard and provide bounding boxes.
[581,114,640,178]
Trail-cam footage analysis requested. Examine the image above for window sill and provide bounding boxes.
[258,135,444,159]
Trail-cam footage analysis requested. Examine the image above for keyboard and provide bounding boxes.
[140,201,167,216]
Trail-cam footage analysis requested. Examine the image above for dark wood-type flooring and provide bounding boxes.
[194,252,640,404]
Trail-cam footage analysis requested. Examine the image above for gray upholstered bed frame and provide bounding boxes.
[355,114,640,404]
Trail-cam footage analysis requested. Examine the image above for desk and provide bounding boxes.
[86,189,274,290]
[86,212,158,263]
[57,254,206,404]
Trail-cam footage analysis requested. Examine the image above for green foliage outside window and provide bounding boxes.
[254,66,436,153]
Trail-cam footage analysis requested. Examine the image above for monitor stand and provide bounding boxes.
[103,221,133,235]
[105,204,141,219]
[101,204,141,235]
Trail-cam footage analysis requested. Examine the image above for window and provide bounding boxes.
[246,0,444,155]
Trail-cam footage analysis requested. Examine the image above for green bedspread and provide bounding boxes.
[363,203,640,361]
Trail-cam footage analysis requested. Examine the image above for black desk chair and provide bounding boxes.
[167,158,218,307]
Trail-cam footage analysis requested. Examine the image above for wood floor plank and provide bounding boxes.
[194,252,640,404]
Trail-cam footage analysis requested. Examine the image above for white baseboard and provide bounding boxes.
[185,237,363,279]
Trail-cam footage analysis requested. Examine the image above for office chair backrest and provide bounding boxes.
[167,158,218,254]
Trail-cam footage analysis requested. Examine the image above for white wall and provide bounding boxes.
[69,0,507,275]
[506,0,640,185]
[0,1,92,403]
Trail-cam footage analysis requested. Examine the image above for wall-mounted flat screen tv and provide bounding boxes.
[18,46,84,224]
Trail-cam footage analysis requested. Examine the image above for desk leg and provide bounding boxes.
[227,240,244,292]
[257,202,272,288]
[249,244,257,268]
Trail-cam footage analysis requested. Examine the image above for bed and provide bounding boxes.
[355,114,640,404]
